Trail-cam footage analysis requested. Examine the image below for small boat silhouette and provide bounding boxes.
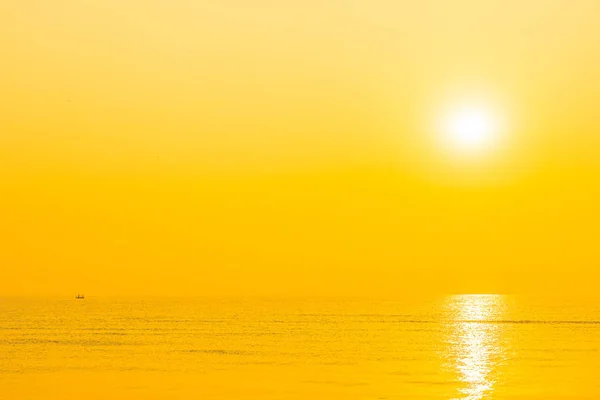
[75,294,85,299]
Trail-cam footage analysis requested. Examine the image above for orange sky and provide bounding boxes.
[2,1,600,296]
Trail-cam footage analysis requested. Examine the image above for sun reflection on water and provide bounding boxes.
[447,295,506,400]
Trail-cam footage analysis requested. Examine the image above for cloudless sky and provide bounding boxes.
[2,0,600,296]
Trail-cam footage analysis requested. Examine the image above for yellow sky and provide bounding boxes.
[2,1,600,296]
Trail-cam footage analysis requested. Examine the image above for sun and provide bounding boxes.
[438,104,501,156]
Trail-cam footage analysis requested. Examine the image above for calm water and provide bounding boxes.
[1,295,599,399]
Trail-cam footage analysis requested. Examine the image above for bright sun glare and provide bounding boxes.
[439,105,501,156]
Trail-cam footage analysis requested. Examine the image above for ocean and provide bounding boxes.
[1,295,599,399]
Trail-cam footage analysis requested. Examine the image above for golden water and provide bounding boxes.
[1,295,599,399]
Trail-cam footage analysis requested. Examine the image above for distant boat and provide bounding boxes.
[75,294,85,299]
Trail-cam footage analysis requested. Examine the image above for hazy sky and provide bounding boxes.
[2,1,600,296]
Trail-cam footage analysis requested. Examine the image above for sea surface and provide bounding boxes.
[1,295,599,399]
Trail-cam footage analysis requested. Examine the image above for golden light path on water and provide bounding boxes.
[447,295,507,400]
